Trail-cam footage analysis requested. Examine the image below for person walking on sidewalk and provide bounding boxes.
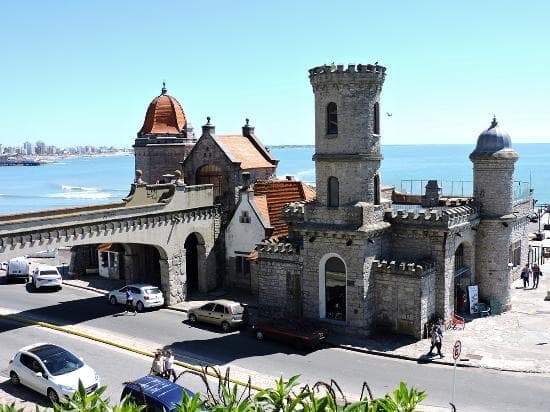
[125,288,136,315]
[428,324,443,358]
[521,264,532,289]
[150,352,165,377]
[532,263,542,289]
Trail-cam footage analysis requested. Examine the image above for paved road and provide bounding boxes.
[1,276,549,411]
[0,318,214,409]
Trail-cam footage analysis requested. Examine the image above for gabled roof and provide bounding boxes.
[253,179,316,237]
[216,135,276,169]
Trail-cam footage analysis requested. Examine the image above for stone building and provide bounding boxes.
[134,83,196,184]
[254,63,530,339]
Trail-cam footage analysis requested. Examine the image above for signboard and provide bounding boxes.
[453,340,462,360]
[468,285,479,315]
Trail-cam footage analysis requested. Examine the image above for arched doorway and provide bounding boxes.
[454,241,473,314]
[319,254,347,321]
[185,234,199,293]
[196,164,223,200]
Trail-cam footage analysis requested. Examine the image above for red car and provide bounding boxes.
[253,321,328,349]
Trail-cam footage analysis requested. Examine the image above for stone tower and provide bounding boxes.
[134,83,196,184]
[469,117,518,310]
[309,63,386,207]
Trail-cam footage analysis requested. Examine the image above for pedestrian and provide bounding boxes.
[164,349,176,382]
[150,352,164,377]
[521,264,532,289]
[126,287,136,314]
[428,324,443,358]
[436,318,445,337]
[532,263,542,289]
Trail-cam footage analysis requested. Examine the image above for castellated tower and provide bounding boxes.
[309,63,386,207]
[470,117,518,310]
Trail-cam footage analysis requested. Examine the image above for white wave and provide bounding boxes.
[48,192,113,199]
[61,185,98,192]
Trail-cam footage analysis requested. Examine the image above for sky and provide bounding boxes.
[1,0,549,147]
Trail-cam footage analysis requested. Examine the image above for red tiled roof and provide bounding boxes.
[138,94,186,135]
[253,195,270,225]
[253,179,317,237]
[216,135,275,169]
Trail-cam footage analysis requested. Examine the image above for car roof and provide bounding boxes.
[27,344,69,359]
[125,376,194,406]
[126,284,158,289]
[18,342,51,353]
[203,299,243,306]
[36,265,58,271]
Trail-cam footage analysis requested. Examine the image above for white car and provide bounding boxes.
[8,343,100,404]
[31,265,62,290]
[108,284,165,312]
[1,261,8,271]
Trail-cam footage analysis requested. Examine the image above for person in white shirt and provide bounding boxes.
[164,349,176,381]
[151,352,164,377]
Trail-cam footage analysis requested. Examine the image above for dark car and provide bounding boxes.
[121,375,196,412]
[252,321,328,349]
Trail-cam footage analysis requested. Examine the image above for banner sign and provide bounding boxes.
[468,285,479,315]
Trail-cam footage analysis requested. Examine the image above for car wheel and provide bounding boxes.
[221,321,231,332]
[255,331,264,342]
[136,301,144,312]
[109,296,117,305]
[47,388,60,405]
[188,313,197,323]
[9,371,20,385]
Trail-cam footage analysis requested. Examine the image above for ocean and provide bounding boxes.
[0,144,548,215]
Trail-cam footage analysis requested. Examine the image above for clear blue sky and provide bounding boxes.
[1,1,549,147]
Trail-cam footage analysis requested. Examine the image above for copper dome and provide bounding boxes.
[138,83,186,136]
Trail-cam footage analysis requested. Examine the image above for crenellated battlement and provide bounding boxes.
[372,258,435,276]
[385,205,479,228]
[257,237,297,254]
[309,63,386,79]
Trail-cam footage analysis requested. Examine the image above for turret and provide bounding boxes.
[309,63,386,207]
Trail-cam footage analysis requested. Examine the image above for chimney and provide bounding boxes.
[202,116,215,136]
[242,118,255,137]
[286,175,296,181]
[422,180,441,207]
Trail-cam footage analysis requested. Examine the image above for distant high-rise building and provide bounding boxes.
[35,140,46,155]
[23,141,34,155]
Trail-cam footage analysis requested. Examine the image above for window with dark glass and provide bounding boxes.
[196,164,223,198]
[328,176,339,207]
[325,257,346,321]
[454,244,464,272]
[374,174,380,205]
[326,102,338,135]
[373,102,380,134]
[235,256,251,276]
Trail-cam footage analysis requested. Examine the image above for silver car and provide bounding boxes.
[187,300,246,332]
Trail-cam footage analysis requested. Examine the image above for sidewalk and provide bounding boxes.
[62,265,550,374]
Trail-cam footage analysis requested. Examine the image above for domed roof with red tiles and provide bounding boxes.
[138,83,186,135]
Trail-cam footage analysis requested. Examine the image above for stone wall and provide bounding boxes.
[373,259,436,339]
[134,143,194,185]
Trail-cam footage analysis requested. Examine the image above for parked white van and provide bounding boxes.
[6,257,30,283]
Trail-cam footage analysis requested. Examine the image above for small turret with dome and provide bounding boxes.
[470,116,517,160]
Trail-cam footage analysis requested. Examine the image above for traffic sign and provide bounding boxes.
[453,340,462,360]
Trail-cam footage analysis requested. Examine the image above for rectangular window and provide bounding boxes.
[509,240,521,267]
[239,211,251,223]
[235,256,251,276]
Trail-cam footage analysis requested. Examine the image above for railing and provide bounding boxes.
[398,179,530,203]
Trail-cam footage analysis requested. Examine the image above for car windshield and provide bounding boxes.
[31,345,83,376]
[145,287,161,295]
[40,270,58,276]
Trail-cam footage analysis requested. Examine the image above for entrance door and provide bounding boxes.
[185,234,199,293]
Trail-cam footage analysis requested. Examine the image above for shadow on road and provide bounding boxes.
[0,378,50,408]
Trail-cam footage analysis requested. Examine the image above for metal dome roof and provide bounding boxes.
[471,117,513,156]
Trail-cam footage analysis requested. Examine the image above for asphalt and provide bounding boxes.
[61,264,550,374]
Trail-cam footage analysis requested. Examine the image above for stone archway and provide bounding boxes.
[453,241,474,314]
[318,253,347,321]
[184,232,207,297]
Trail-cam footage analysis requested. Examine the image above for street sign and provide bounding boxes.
[453,340,462,360]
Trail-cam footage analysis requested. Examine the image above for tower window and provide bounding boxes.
[373,102,380,135]
[239,210,250,223]
[328,176,339,207]
[374,174,380,205]
[326,102,338,135]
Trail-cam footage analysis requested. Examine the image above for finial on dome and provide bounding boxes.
[490,115,498,129]
[245,118,250,126]
[206,116,211,124]
[161,81,167,95]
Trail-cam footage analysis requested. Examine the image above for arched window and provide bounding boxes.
[326,102,338,135]
[374,174,380,205]
[454,244,464,272]
[196,164,223,199]
[373,102,380,134]
[328,176,339,207]
[324,257,346,321]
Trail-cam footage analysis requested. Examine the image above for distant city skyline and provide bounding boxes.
[0,1,549,147]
